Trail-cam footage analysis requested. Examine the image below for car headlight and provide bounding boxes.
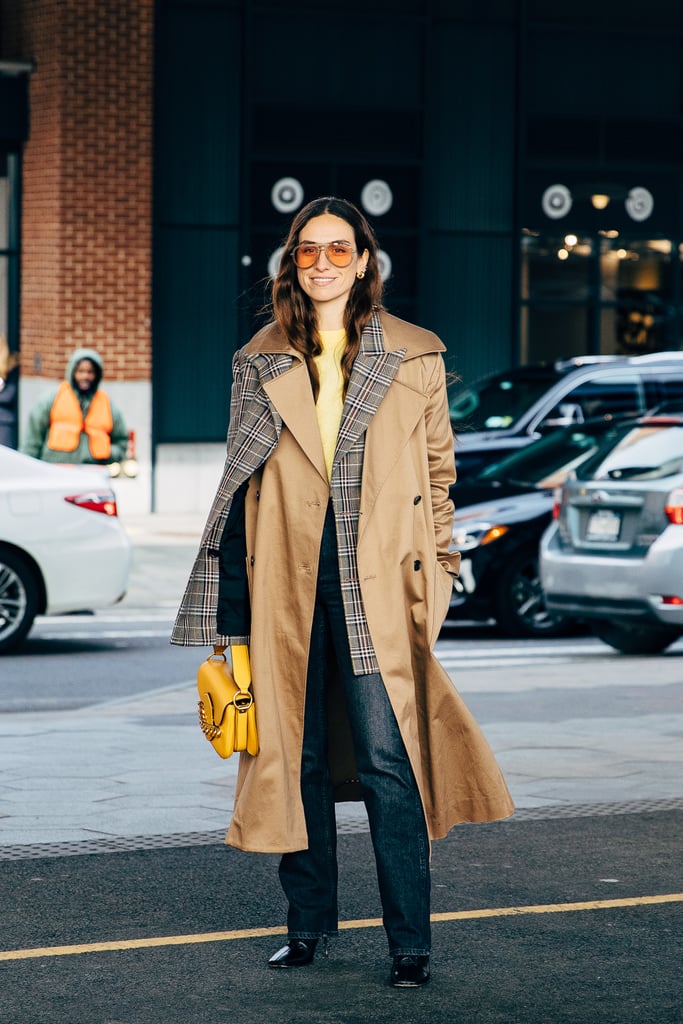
[451,521,510,552]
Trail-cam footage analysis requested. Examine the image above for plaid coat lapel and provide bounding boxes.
[328,310,407,674]
[333,309,406,467]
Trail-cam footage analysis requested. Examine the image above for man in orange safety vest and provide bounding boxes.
[21,348,129,466]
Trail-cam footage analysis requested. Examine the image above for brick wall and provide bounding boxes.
[2,0,153,382]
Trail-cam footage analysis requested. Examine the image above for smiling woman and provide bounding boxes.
[172,196,513,987]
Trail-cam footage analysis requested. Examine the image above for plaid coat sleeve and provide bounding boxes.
[170,348,285,646]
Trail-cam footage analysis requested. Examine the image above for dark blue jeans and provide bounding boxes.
[279,505,431,957]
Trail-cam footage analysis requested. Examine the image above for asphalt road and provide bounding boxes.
[0,611,200,712]
[0,813,681,1024]
[2,610,682,715]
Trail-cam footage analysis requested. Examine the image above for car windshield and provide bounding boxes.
[575,422,683,481]
[476,421,631,489]
[449,368,558,433]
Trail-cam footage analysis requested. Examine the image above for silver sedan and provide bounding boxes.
[540,415,683,654]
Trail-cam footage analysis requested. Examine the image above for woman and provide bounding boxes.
[172,197,513,987]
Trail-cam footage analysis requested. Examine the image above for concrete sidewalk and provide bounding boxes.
[117,511,205,611]
[0,511,682,854]
[121,512,206,549]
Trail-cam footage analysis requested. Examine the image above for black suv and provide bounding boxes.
[450,352,683,476]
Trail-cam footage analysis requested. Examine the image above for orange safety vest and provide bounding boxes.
[47,381,114,460]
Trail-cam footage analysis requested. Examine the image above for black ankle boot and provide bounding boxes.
[268,938,318,968]
[390,954,430,988]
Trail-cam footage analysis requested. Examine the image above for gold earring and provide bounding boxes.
[356,269,366,280]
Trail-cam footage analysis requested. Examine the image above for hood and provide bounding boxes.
[66,348,104,391]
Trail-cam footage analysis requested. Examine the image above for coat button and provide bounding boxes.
[413,495,422,505]
[255,490,260,500]
[250,556,255,566]
[414,560,421,571]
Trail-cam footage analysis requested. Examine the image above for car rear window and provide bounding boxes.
[449,369,558,433]
[575,424,683,481]
[477,422,630,487]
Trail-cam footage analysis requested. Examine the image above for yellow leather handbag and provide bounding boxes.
[197,644,259,758]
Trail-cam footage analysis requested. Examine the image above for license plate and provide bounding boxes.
[586,508,622,542]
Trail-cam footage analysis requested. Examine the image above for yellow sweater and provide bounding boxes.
[313,329,346,481]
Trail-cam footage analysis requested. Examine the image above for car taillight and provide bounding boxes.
[665,487,683,525]
[552,486,563,520]
[65,491,118,516]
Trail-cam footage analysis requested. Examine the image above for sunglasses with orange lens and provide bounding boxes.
[291,242,357,269]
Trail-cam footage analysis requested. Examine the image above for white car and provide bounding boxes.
[0,445,132,652]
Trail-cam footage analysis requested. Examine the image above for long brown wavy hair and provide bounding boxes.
[271,197,384,401]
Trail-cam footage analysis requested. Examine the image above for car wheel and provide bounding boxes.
[0,547,41,653]
[591,621,681,655]
[494,543,570,639]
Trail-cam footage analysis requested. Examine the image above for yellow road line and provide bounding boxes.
[1,893,681,962]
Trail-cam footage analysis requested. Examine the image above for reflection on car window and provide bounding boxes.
[449,370,557,433]
[576,425,683,481]
[644,376,683,412]
[476,424,624,487]
[543,376,643,428]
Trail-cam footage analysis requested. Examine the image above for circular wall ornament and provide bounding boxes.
[625,187,654,222]
[377,249,392,282]
[541,184,573,219]
[271,177,304,214]
[268,246,286,278]
[361,179,393,216]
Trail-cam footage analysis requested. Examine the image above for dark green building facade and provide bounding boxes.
[98,1,683,444]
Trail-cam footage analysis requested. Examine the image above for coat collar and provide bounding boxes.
[247,310,445,482]
[333,311,405,469]
[244,309,445,360]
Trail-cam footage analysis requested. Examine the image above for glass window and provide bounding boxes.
[448,367,559,433]
[521,232,594,303]
[520,228,681,362]
[643,375,683,414]
[477,421,630,488]
[599,236,675,354]
[577,425,683,481]
[522,305,594,366]
[550,374,645,423]
[521,231,595,362]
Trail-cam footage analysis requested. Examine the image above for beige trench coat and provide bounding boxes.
[174,312,514,852]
